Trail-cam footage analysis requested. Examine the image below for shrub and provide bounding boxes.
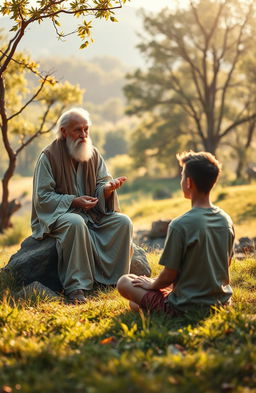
[215,191,228,203]
[0,216,30,247]
[152,188,171,200]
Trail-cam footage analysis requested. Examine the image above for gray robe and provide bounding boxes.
[31,152,133,294]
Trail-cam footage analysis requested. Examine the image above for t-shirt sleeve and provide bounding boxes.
[159,223,184,271]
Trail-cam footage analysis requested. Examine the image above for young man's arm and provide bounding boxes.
[132,267,178,290]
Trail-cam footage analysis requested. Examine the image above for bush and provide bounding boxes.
[152,188,171,200]
[0,216,30,247]
[215,191,228,203]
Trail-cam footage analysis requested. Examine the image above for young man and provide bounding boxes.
[117,151,234,315]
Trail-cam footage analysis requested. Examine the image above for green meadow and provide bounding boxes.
[0,181,255,393]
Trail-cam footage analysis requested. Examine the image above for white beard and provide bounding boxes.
[66,136,94,162]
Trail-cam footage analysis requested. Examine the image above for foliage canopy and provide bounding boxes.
[124,0,256,170]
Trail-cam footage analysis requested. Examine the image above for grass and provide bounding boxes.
[0,179,255,392]
[0,247,255,393]
[0,216,31,247]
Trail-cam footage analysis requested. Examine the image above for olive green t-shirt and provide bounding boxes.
[159,206,234,311]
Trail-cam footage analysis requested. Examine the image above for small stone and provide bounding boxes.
[148,219,171,239]
[221,382,234,391]
[130,244,151,276]
[16,281,60,300]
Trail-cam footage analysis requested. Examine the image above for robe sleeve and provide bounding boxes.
[94,155,120,214]
[31,153,76,239]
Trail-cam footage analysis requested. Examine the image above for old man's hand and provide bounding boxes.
[71,195,98,211]
[104,176,127,199]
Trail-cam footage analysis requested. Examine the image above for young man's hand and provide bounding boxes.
[131,276,155,290]
[104,176,127,199]
[132,267,177,291]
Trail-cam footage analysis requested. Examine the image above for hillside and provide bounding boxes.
[39,56,128,104]
[121,183,256,239]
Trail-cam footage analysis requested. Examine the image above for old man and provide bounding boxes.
[31,108,133,303]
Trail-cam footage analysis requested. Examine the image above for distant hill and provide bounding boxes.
[0,6,144,67]
[39,56,128,104]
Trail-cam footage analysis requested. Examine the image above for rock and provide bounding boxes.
[247,166,256,182]
[235,237,256,254]
[145,237,166,250]
[130,244,151,276]
[5,236,62,292]
[134,219,171,250]
[4,236,151,292]
[16,281,61,300]
[148,219,171,239]
[234,253,247,261]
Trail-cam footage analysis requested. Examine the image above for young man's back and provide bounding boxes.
[159,206,234,311]
[117,151,235,316]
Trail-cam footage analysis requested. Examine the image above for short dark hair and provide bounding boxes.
[177,151,222,193]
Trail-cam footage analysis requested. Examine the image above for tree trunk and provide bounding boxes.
[0,74,21,233]
[0,200,22,232]
[203,137,218,155]
[0,157,19,233]
[235,158,244,180]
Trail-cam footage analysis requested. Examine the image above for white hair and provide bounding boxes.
[55,107,92,139]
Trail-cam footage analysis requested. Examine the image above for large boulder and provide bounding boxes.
[5,236,62,292]
[3,236,151,292]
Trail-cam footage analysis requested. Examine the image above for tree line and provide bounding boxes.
[124,0,256,179]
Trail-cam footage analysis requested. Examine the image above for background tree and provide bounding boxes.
[124,0,256,171]
[226,50,256,180]
[0,0,128,232]
[0,49,83,231]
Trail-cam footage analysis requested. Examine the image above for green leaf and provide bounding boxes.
[80,41,89,49]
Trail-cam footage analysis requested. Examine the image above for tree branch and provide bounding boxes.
[0,22,27,75]
[15,101,55,155]
[28,2,123,23]
[220,112,256,138]
[0,49,56,82]
[0,1,123,75]
[169,71,206,142]
[0,77,14,159]
[216,5,252,136]
[7,76,50,121]
[0,30,21,63]
[245,119,256,149]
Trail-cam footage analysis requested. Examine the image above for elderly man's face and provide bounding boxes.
[61,115,89,142]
